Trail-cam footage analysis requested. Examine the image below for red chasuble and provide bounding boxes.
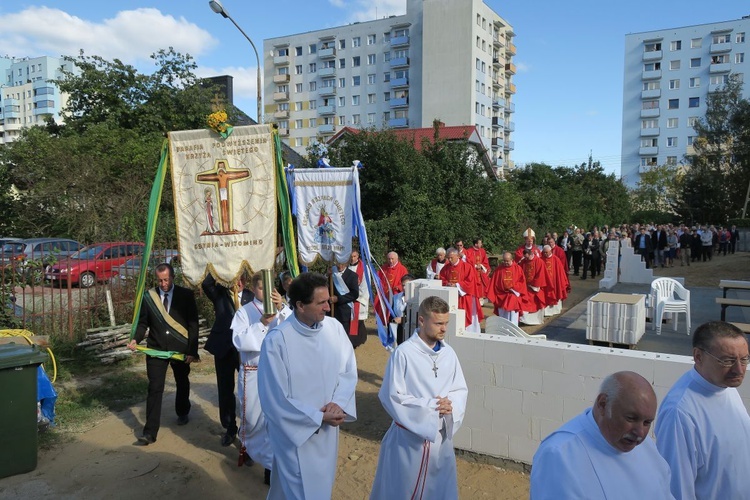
[541,253,569,305]
[515,244,542,264]
[487,263,527,314]
[463,246,490,298]
[551,245,569,274]
[520,257,548,313]
[439,260,483,327]
[374,262,409,324]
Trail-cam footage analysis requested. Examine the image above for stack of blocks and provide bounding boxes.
[618,238,654,284]
[586,293,647,345]
[598,239,619,290]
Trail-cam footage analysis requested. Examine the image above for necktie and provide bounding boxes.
[163,293,169,312]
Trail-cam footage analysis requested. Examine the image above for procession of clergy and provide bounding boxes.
[150,223,748,500]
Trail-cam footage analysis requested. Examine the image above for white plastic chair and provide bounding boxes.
[484,316,547,340]
[650,278,691,335]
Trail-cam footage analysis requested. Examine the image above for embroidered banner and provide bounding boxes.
[293,168,355,266]
[169,124,276,286]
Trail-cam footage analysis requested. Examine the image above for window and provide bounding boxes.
[309,44,317,54]
[352,76,360,86]
[476,79,481,92]
[384,72,390,82]
[383,32,391,42]
[669,79,680,90]
[339,39,346,49]
[670,40,682,51]
[309,118,317,127]
[308,100,317,110]
[295,83,303,93]
[481,61,486,72]
[688,116,699,127]
[295,46,302,56]
[644,42,662,52]
[295,119,303,129]
[737,53,745,64]
[338,115,345,125]
[294,101,303,111]
[689,97,700,108]
[308,81,317,91]
[295,65,302,75]
[687,136,695,146]
[476,58,481,70]
[309,63,316,73]
[642,100,659,109]
[338,96,345,107]
[644,62,661,71]
[712,34,731,44]
[352,95,360,106]
[691,38,702,48]
[641,138,658,147]
[295,138,303,147]
[689,77,700,88]
[477,14,481,25]
[339,58,346,68]
[475,102,480,114]
[278,102,289,111]
[367,113,376,124]
[277,48,289,57]
[323,60,335,69]
[367,54,376,65]
[352,37,361,47]
[367,93,375,104]
[666,156,677,166]
[476,36,481,48]
[384,51,391,62]
[642,119,658,129]
[667,118,678,128]
[669,60,680,70]
[383,92,391,101]
[642,81,660,90]
[641,158,657,167]
[339,77,346,88]
[667,137,677,147]
[690,58,701,68]
[352,114,360,125]
[278,67,289,75]
[668,99,679,109]
[277,84,289,93]
[737,33,746,43]
[710,75,729,85]
[367,74,376,84]
[383,111,390,121]
[352,56,360,67]
[367,34,376,45]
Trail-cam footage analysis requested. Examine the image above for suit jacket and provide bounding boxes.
[134,285,200,357]
[332,268,360,332]
[202,274,254,358]
[634,233,652,253]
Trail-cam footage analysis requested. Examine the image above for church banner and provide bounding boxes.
[168,124,276,286]
[293,168,355,266]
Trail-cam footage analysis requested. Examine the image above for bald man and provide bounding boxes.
[373,252,409,340]
[530,371,674,499]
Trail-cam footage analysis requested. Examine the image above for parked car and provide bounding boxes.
[111,250,180,284]
[46,242,145,288]
[1,238,84,272]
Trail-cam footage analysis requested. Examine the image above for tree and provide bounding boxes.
[630,163,682,214]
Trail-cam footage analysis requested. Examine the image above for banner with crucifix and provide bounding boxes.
[168,124,277,286]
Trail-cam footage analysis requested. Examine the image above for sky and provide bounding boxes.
[1,1,748,175]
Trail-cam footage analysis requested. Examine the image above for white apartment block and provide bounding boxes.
[621,15,750,187]
[262,0,516,169]
[0,55,73,144]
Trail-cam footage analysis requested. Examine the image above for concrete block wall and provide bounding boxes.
[447,331,750,465]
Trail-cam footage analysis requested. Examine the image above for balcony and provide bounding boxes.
[639,146,658,155]
[491,117,500,127]
[390,35,410,47]
[642,69,662,80]
[709,62,731,73]
[642,50,662,61]
[274,110,289,119]
[506,43,517,56]
[318,105,336,115]
[273,92,289,101]
[278,128,289,136]
[640,127,660,137]
[639,164,658,174]
[492,78,501,89]
[390,77,409,88]
[492,57,501,68]
[274,55,290,65]
[390,57,410,68]
[318,86,336,96]
[273,74,290,83]
[507,83,516,94]
[388,117,408,128]
[491,137,503,148]
[319,47,336,59]
[710,42,732,54]
[390,97,409,108]
[708,83,725,93]
[505,63,516,75]
[641,89,661,99]
[492,98,505,109]
[506,102,515,112]
[318,67,336,77]
[318,124,335,134]
[507,121,516,132]
[3,121,21,131]
[493,35,504,48]
[640,107,660,118]
[505,140,515,151]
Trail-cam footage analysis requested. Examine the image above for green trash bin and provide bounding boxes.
[0,343,49,479]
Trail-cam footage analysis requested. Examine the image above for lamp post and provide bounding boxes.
[208,0,263,124]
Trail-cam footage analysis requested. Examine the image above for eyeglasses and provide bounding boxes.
[700,348,750,367]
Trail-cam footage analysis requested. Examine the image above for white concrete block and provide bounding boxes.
[542,371,586,400]
[470,428,509,458]
[653,356,692,387]
[463,404,493,430]
[562,345,618,378]
[462,361,499,387]
[418,285,458,312]
[507,365,543,393]
[562,398,591,422]
[484,386,523,412]
[540,418,561,441]
[492,409,532,438]
[522,392,565,421]
[483,339,524,367]
[509,435,539,464]
[521,344,565,373]
[453,426,471,450]
[451,336,485,362]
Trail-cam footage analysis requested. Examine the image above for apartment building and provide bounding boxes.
[0,55,73,144]
[621,16,750,187]
[262,0,516,169]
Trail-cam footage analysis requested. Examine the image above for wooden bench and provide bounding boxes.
[716,297,750,321]
[719,280,750,298]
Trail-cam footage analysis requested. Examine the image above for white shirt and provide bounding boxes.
[655,368,750,500]
[531,408,674,500]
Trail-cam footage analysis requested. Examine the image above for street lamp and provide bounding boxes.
[208,0,263,124]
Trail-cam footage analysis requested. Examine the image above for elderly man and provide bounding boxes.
[462,238,490,299]
[425,247,447,280]
[374,251,409,332]
[531,371,674,499]
[515,227,541,263]
[540,245,569,316]
[655,321,750,499]
[519,248,547,325]
[487,252,527,326]
[440,247,482,332]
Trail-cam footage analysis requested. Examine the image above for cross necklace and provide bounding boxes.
[429,353,439,378]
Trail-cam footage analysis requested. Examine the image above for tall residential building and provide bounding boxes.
[0,55,73,144]
[621,16,750,187]
[262,0,516,169]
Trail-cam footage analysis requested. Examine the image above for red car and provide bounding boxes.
[46,242,145,288]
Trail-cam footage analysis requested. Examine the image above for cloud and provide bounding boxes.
[330,0,407,22]
[0,7,216,64]
[515,61,531,73]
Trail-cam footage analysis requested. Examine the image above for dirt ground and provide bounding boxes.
[1,251,746,499]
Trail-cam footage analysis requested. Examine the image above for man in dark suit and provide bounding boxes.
[634,227,652,269]
[202,273,254,447]
[329,265,360,346]
[128,263,199,445]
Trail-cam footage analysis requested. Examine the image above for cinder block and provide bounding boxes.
[492,408,532,438]
[521,344,565,373]
[542,371,586,400]
[509,435,539,464]
[597,352,656,381]
[507,365,543,393]
[539,418,562,441]
[522,392,564,421]
[448,310,466,338]
[405,279,435,301]
[418,286,458,312]
[462,361,499,387]
[484,386,523,411]
[583,375,605,400]
[562,346,615,378]
[453,426,471,450]
[463,404,493,429]
[653,356,691,387]
[470,428,510,458]
[562,398,591,421]
[451,336,485,362]
[483,338,524,367]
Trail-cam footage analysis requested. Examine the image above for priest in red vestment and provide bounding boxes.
[519,248,547,325]
[515,227,542,263]
[487,252,527,326]
[546,236,569,274]
[541,244,570,316]
[463,238,491,298]
[440,248,483,332]
[373,251,409,327]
